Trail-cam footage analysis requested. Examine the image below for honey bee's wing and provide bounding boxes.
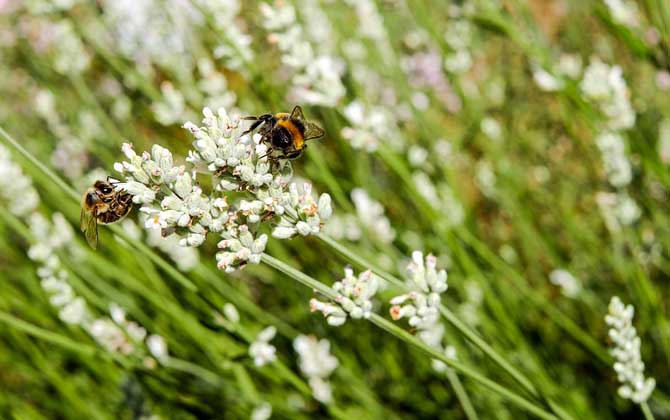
[80,208,99,249]
[303,121,325,140]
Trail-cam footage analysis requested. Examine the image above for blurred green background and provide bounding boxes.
[0,0,669,419]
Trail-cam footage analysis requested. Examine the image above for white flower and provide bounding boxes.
[390,251,450,372]
[604,0,640,28]
[311,267,379,326]
[147,334,169,364]
[596,132,632,187]
[260,2,344,106]
[250,402,272,420]
[580,58,635,130]
[351,188,395,244]
[294,335,338,403]
[90,319,131,354]
[59,297,88,325]
[605,297,655,403]
[249,326,277,367]
[533,66,563,92]
[309,377,333,404]
[0,144,40,217]
[549,270,581,298]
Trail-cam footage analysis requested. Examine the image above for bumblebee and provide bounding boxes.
[242,105,325,160]
[80,178,133,249]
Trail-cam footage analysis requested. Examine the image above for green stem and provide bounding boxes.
[0,310,110,361]
[261,253,559,420]
[642,402,656,420]
[445,368,479,420]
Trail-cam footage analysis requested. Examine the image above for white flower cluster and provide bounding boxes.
[605,297,655,403]
[596,132,633,187]
[390,251,451,371]
[248,326,277,367]
[293,335,339,404]
[260,1,345,107]
[580,58,635,131]
[341,100,402,152]
[0,144,40,216]
[310,267,379,326]
[116,107,332,272]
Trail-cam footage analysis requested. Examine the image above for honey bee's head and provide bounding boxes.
[85,190,100,207]
[94,181,115,195]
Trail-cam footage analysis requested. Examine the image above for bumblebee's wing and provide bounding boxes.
[289,106,325,140]
[289,105,305,121]
[303,121,325,140]
[80,208,99,249]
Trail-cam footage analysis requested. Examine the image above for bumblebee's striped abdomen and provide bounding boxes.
[276,119,305,150]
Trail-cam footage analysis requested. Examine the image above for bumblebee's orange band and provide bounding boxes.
[277,119,304,150]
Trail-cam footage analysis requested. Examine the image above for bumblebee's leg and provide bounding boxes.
[239,114,273,137]
[285,149,304,160]
[239,119,265,137]
[257,147,274,161]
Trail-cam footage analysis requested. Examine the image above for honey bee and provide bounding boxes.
[242,105,325,160]
[80,178,133,249]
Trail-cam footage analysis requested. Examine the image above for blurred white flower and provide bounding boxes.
[604,0,640,28]
[250,402,272,420]
[596,192,640,234]
[249,326,277,367]
[351,188,395,244]
[0,144,40,216]
[596,132,632,187]
[223,303,240,324]
[580,58,635,130]
[533,66,563,92]
[658,118,670,164]
[260,2,344,106]
[147,334,169,364]
[549,269,581,298]
[294,335,338,403]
